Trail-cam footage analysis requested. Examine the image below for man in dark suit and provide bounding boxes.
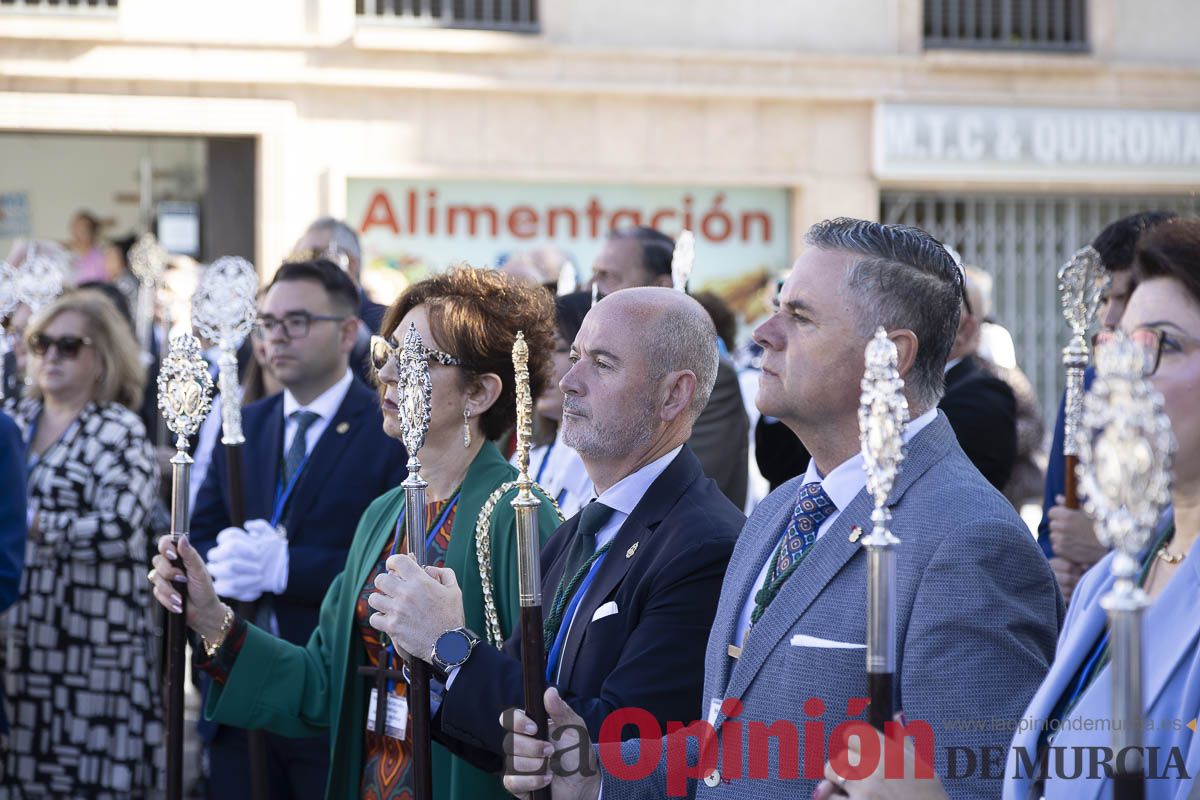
[190,259,408,800]
[938,267,1017,491]
[368,287,745,766]
[591,226,750,508]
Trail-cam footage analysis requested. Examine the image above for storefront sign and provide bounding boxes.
[347,179,790,316]
[876,104,1200,182]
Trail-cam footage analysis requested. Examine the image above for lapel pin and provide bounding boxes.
[626,541,639,559]
[336,421,350,434]
[848,525,863,543]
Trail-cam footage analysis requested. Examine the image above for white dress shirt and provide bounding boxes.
[732,409,938,649]
[281,369,354,462]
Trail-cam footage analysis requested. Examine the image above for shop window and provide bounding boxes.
[356,0,538,33]
[924,0,1087,52]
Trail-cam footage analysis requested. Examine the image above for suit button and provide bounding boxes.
[703,769,721,788]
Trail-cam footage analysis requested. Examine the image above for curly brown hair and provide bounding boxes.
[381,267,556,441]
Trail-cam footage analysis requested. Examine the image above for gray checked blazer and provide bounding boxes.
[601,412,1063,800]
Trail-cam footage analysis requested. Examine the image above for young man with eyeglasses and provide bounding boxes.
[189,259,408,800]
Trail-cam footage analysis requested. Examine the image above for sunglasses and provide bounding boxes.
[30,333,94,359]
[370,334,462,373]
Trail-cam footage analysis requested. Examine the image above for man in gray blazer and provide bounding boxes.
[500,218,1063,800]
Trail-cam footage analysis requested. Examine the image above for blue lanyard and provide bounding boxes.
[271,450,314,528]
[381,492,460,691]
[544,551,608,684]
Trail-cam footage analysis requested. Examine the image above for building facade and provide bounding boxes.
[2,0,1198,417]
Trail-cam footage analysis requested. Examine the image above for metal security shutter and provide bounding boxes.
[880,191,1199,424]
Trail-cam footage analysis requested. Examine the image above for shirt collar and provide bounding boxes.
[594,445,684,517]
[944,357,963,374]
[282,369,354,423]
[799,407,939,510]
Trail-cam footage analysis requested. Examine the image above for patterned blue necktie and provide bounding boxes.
[774,482,836,576]
[749,482,837,626]
[283,410,321,485]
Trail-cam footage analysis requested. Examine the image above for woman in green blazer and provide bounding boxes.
[150,267,561,800]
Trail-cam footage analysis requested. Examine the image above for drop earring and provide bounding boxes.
[462,408,472,448]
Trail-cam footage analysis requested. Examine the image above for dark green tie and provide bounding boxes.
[543,501,615,646]
[562,501,614,582]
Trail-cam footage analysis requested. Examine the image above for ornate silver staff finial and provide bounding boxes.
[158,333,214,452]
[0,261,16,320]
[1077,330,1174,579]
[13,250,65,313]
[1076,329,1173,793]
[512,331,533,487]
[671,230,695,294]
[1058,245,1108,457]
[859,328,910,540]
[192,256,258,445]
[130,233,169,350]
[857,327,909,730]
[398,322,434,466]
[556,261,578,296]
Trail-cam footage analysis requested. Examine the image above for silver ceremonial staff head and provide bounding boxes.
[158,333,214,452]
[1058,244,1107,338]
[859,327,910,538]
[1076,329,1174,575]
[398,321,434,461]
[671,229,694,294]
[192,256,258,349]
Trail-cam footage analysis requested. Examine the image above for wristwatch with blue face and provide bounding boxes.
[431,627,480,674]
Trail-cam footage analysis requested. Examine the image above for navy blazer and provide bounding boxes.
[0,412,28,734]
[190,378,408,645]
[435,445,744,768]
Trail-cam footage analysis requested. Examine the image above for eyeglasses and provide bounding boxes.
[254,311,347,341]
[1096,326,1198,377]
[370,334,462,372]
[29,333,94,359]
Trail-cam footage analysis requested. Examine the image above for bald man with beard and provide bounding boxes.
[368,287,746,768]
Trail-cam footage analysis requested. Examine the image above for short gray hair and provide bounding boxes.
[306,217,362,265]
[805,218,962,410]
[649,295,719,419]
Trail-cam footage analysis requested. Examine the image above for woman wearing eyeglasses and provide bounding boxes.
[4,290,162,797]
[815,219,1200,800]
[149,267,563,800]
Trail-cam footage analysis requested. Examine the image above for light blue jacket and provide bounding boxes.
[1005,525,1200,800]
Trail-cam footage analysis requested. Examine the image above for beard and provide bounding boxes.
[561,398,657,460]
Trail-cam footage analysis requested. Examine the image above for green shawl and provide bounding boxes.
[206,441,561,800]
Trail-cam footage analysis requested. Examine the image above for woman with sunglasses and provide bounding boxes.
[150,267,563,800]
[4,290,161,797]
[815,219,1200,800]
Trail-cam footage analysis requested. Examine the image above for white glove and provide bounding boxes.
[207,519,289,602]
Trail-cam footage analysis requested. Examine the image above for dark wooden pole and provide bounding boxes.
[224,446,271,800]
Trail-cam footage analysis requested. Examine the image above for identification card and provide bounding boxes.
[366,689,408,740]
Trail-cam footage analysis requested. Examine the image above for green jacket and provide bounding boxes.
[206,441,561,800]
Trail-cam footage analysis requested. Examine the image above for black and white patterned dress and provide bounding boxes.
[3,399,162,798]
